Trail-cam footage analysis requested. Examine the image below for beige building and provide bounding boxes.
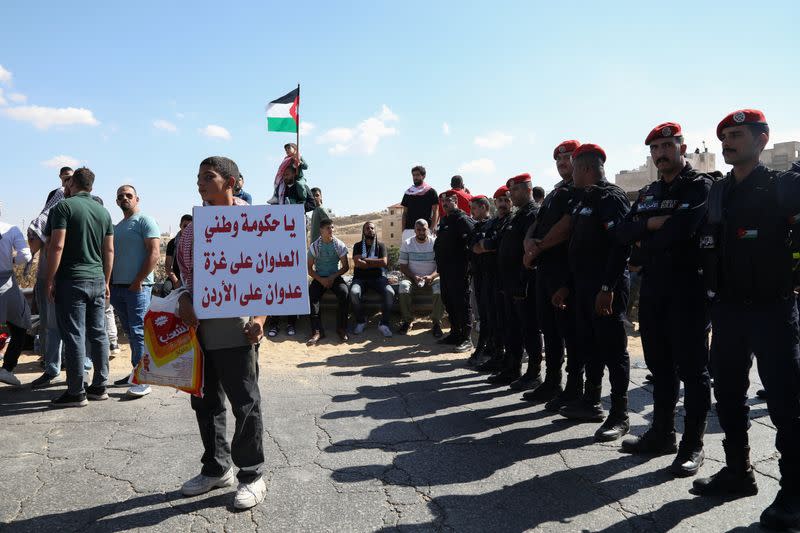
[615,147,717,193]
[759,141,800,171]
[382,203,404,248]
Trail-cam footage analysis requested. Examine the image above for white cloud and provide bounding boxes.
[457,158,496,175]
[299,121,315,136]
[0,89,5,106]
[317,105,398,155]
[199,124,231,140]
[474,131,513,149]
[41,155,81,169]
[442,122,451,135]
[0,65,11,84]
[8,92,26,103]
[1,105,100,129]
[153,119,177,132]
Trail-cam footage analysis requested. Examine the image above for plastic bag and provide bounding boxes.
[132,293,204,397]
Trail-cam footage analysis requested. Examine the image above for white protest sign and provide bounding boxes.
[192,204,309,319]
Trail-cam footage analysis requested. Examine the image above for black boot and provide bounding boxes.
[476,352,504,373]
[692,441,758,496]
[595,395,629,442]
[509,367,542,392]
[560,384,604,422]
[522,370,563,403]
[545,372,582,412]
[760,488,800,531]
[670,417,707,477]
[621,426,677,455]
[466,341,486,367]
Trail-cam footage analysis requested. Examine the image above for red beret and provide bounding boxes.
[493,186,509,199]
[470,194,488,201]
[571,143,606,163]
[553,140,581,159]
[441,189,459,198]
[645,122,682,145]
[506,173,532,188]
[717,109,768,140]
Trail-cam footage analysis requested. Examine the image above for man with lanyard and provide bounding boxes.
[350,221,394,338]
[522,140,582,408]
[473,186,513,373]
[487,174,542,389]
[434,190,475,353]
[617,122,712,477]
[693,110,800,531]
[557,144,632,442]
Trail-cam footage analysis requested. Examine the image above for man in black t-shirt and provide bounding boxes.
[350,222,394,337]
[400,165,439,241]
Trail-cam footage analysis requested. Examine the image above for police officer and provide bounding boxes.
[488,174,542,389]
[693,109,800,531]
[467,194,494,367]
[557,144,632,442]
[474,186,513,373]
[434,190,475,353]
[522,140,583,408]
[616,122,712,476]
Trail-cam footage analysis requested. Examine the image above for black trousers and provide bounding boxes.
[309,277,349,333]
[440,267,473,337]
[473,266,497,344]
[501,283,542,375]
[536,268,578,379]
[639,273,710,438]
[573,276,630,397]
[1,322,27,371]
[191,344,264,483]
[710,296,800,489]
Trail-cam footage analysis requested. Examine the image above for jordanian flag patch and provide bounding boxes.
[736,228,758,239]
[266,88,299,133]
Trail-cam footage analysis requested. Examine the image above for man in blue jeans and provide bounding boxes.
[350,221,394,337]
[109,184,160,398]
[45,167,114,407]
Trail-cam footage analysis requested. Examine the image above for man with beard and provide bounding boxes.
[522,140,582,408]
[557,144,632,442]
[617,123,712,477]
[466,194,492,366]
[487,174,542,389]
[693,110,800,531]
[350,221,394,338]
[401,166,439,242]
[434,190,475,353]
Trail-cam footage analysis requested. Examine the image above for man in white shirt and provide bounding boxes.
[0,220,32,386]
[396,219,444,337]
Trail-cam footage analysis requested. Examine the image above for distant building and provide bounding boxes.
[382,203,404,248]
[759,141,800,171]
[615,146,717,193]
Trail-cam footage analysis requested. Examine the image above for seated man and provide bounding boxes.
[397,219,444,337]
[307,219,350,344]
[350,221,394,337]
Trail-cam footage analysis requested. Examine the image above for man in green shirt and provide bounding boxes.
[46,167,114,407]
[309,187,333,245]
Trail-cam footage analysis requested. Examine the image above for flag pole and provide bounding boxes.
[296,83,300,154]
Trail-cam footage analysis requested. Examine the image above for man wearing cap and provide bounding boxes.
[473,186,513,373]
[556,144,632,442]
[434,190,475,353]
[521,140,583,408]
[466,194,493,366]
[693,109,800,530]
[616,123,713,476]
[487,174,542,389]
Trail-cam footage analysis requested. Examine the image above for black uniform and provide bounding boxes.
[618,163,712,451]
[434,209,475,341]
[469,217,497,358]
[568,182,631,407]
[478,213,512,367]
[496,201,541,378]
[700,163,800,490]
[529,179,580,388]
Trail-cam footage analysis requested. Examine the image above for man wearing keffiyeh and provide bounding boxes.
[349,221,394,337]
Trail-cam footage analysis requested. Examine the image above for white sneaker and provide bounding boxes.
[378,324,393,338]
[233,477,266,509]
[126,383,151,398]
[0,368,21,386]
[353,322,367,335]
[181,468,235,496]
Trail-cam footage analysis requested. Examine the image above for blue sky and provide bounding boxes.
[2,0,799,234]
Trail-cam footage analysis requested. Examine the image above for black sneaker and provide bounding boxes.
[86,385,109,401]
[397,322,411,335]
[431,323,443,338]
[51,391,88,408]
[454,339,474,353]
[113,374,132,387]
[30,373,62,390]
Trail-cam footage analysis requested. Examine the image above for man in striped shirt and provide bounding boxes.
[396,219,444,337]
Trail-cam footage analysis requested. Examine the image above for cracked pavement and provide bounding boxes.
[0,327,780,532]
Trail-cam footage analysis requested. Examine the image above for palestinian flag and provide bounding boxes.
[266,88,299,133]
